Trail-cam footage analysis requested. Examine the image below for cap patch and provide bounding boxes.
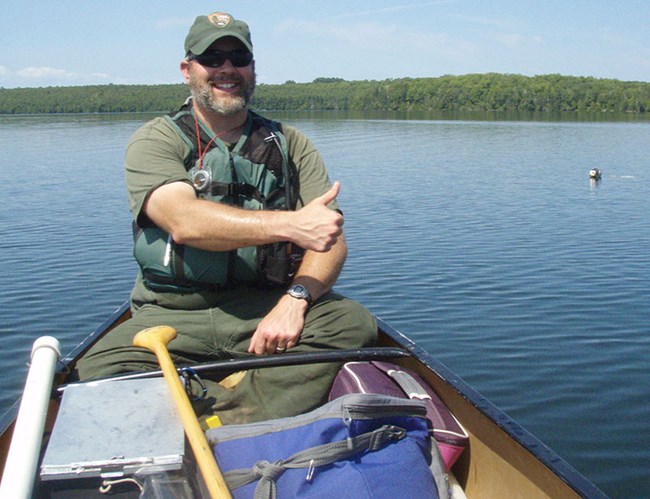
[208,12,233,28]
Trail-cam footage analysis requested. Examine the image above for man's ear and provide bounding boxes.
[180,60,191,83]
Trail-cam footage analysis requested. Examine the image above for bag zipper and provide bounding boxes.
[342,401,427,426]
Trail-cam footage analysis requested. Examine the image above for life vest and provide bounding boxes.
[133,103,300,292]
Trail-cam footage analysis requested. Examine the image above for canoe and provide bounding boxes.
[0,301,606,498]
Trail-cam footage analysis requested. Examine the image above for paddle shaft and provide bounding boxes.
[133,326,231,499]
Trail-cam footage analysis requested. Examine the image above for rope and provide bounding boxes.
[99,477,143,494]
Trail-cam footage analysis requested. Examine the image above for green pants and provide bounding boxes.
[75,288,376,424]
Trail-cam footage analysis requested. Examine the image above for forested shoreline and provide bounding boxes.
[1,73,649,115]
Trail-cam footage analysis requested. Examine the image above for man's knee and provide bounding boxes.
[74,320,155,380]
[307,296,377,348]
[341,299,377,346]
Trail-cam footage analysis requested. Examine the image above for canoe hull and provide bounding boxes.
[0,303,605,498]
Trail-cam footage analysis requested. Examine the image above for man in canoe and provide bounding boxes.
[75,11,376,423]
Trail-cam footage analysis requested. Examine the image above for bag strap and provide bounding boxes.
[385,368,432,401]
[223,424,407,499]
[381,367,453,497]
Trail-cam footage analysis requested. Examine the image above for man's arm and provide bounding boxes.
[247,235,347,355]
[138,127,347,356]
[143,180,343,253]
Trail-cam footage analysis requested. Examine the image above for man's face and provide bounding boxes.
[182,37,256,117]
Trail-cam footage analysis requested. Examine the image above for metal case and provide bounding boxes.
[40,377,184,480]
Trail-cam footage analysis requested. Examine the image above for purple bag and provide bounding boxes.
[329,361,468,471]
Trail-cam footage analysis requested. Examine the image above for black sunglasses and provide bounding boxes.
[189,49,253,68]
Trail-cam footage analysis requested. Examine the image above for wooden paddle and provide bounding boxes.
[133,326,232,499]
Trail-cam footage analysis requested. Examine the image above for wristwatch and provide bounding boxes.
[286,284,312,305]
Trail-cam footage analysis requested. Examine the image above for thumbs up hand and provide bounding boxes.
[290,182,343,252]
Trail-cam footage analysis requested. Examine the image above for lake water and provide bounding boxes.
[1,111,649,497]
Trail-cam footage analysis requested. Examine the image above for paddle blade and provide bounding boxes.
[133,325,177,351]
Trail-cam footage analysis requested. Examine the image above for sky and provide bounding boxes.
[2,0,649,89]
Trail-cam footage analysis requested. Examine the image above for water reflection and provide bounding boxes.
[264,109,650,124]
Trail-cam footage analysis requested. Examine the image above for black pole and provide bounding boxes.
[59,347,410,393]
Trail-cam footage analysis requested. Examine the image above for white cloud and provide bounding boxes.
[16,66,80,81]
[0,66,113,88]
[450,14,527,32]
[495,33,545,49]
[275,18,475,69]
[278,18,446,52]
[327,0,457,20]
[155,16,193,30]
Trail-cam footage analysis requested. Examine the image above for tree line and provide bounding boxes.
[1,73,649,115]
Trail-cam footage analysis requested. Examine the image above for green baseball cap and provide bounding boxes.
[184,12,253,56]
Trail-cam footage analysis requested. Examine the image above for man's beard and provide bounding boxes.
[189,69,256,117]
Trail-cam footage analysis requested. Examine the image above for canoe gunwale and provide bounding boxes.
[0,301,131,454]
[58,301,132,368]
[374,316,608,499]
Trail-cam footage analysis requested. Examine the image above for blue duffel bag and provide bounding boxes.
[206,393,447,499]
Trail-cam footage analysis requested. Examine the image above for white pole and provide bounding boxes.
[0,336,60,499]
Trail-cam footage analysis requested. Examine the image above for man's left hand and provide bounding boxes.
[247,294,309,355]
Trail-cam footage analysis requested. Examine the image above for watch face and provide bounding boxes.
[288,284,311,302]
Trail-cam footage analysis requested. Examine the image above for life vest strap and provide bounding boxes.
[210,182,264,203]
